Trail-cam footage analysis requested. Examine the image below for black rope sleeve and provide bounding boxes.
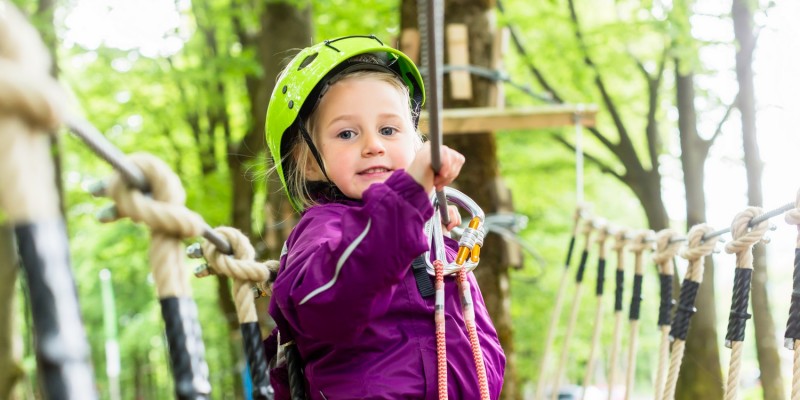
[564,236,576,269]
[575,250,589,283]
[725,268,753,343]
[285,344,307,400]
[160,297,211,399]
[595,258,606,296]
[241,322,273,400]
[628,274,643,321]
[658,273,674,327]
[670,280,701,341]
[15,222,99,400]
[785,249,800,340]
[614,269,624,312]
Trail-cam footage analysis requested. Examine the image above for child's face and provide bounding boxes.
[308,76,418,199]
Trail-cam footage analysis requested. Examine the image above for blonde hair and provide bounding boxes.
[284,68,422,210]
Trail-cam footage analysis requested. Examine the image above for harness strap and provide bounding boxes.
[412,254,435,297]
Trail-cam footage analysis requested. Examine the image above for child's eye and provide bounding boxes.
[337,130,355,139]
[380,127,397,136]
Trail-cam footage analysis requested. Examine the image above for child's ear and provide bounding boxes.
[304,156,324,181]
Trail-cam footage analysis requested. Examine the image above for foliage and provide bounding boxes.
[10,0,772,397]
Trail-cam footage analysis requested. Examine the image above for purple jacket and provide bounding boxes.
[266,170,505,399]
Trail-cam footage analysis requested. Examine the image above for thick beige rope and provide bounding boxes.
[624,230,653,400]
[794,339,800,400]
[607,228,628,400]
[662,224,719,400]
[652,228,681,400]
[0,1,67,223]
[580,225,610,400]
[786,189,800,247]
[536,206,583,400]
[106,153,206,298]
[723,207,768,400]
[550,219,594,400]
[786,190,800,400]
[201,227,273,324]
[0,1,65,132]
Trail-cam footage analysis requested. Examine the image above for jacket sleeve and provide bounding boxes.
[275,170,434,343]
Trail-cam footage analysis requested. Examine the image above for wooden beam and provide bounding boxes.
[400,28,420,65]
[418,104,598,135]
[446,24,472,100]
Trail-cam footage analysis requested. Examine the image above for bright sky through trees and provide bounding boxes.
[60,0,800,268]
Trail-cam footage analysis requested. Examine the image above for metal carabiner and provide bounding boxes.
[422,187,486,276]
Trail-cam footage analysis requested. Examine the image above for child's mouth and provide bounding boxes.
[358,167,391,175]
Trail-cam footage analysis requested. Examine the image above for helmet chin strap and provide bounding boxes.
[296,119,332,184]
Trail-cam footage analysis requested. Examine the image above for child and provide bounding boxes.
[263,35,505,399]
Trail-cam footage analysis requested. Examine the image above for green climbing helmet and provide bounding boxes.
[265,35,425,212]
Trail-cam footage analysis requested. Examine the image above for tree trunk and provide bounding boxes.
[401,1,519,398]
[258,2,312,261]
[675,64,724,400]
[253,2,312,336]
[0,226,23,400]
[732,0,784,398]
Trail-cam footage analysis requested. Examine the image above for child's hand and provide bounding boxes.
[407,142,466,193]
[443,205,462,235]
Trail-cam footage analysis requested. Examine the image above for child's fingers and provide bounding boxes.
[434,146,465,190]
[445,205,462,231]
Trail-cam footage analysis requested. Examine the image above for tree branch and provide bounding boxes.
[708,94,737,146]
[646,49,668,171]
[567,0,632,147]
[550,132,625,182]
[497,0,564,104]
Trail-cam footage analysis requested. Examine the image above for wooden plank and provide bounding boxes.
[488,27,509,109]
[446,24,472,100]
[400,28,420,65]
[417,105,598,134]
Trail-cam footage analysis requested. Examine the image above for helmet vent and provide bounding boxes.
[298,53,318,70]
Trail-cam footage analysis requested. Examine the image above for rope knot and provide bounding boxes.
[106,153,206,238]
[593,222,610,246]
[0,2,67,131]
[652,228,681,273]
[679,224,718,262]
[628,230,654,254]
[785,188,800,226]
[200,226,271,284]
[581,218,595,237]
[611,228,629,252]
[679,224,718,283]
[724,207,768,269]
[200,226,275,323]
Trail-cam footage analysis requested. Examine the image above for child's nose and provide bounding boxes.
[361,132,386,156]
